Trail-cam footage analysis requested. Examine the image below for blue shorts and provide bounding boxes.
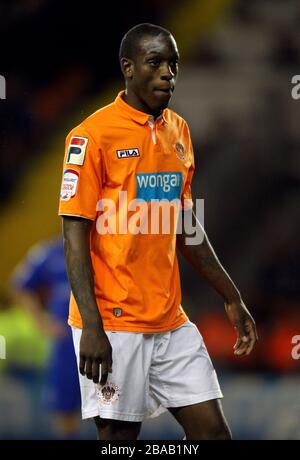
[43,327,81,413]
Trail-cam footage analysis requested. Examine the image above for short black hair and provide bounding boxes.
[119,23,172,61]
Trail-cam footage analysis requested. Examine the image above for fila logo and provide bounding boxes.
[116,148,140,159]
[67,136,88,166]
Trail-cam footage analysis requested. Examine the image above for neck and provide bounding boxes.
[123,89,162,118]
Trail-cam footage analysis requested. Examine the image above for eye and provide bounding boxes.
[148,59,161,67]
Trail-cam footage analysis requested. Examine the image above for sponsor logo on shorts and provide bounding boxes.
[96,382,120,405]
[60,169,79,201]
[66,136,88,166]
[136,172,182,201]
[116,148,140,159]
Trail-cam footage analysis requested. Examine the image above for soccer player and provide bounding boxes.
[11,237,81,439]
[59,23,258,440]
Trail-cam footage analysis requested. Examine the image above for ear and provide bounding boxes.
[120,57,134,79]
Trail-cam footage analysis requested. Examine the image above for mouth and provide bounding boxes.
[154,87,173,96]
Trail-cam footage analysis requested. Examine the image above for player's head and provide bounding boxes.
[119,23,179,116]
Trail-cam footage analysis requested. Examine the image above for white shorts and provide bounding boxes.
[71,320,223,422]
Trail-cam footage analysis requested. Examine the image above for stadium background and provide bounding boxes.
[1,0,300,439]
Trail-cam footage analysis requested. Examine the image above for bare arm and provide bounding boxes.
[62,216,112,383]
[177,208,258,356]
[12,290,65,338]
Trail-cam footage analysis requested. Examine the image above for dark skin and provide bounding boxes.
[62,33,257,440]
[63,217,112,386]
[176,209,258,357]
[121,33,179,117]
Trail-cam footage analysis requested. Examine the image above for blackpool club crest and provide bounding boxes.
[96,381,120,405]
[174,142,185,161]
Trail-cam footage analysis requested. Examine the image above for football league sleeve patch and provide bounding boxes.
[60,169,79,201]
[66,136,88,166]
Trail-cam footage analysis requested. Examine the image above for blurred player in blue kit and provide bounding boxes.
[11,237,81,439]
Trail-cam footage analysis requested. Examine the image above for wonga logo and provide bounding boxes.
[136,172,182,201]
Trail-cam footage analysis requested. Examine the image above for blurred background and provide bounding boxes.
[1,0,300,440]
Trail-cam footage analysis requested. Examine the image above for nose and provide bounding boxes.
[160,63,174,81]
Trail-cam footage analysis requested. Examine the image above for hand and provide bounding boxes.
[225,299,258,356]
[79,327,113,385]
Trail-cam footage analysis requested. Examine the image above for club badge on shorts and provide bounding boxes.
[96,382,120,405]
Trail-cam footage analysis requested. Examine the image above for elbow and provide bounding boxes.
[62,216,92,256]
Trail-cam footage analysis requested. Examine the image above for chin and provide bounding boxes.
[152,98,171,113]
[156,103,169,112]
[142,94,171,115]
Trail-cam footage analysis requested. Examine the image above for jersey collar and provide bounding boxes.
[115,91,168,125]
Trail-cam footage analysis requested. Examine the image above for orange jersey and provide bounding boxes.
[59,91,195,332]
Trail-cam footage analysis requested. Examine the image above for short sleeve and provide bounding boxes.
[181,122,195,211]
[58,124,103,220]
